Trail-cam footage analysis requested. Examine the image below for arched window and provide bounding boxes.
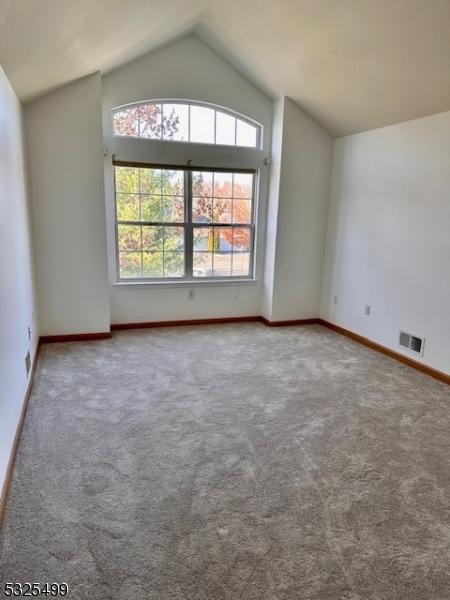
[111,100,261,282]
[113,100,262,149]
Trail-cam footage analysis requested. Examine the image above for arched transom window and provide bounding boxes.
[113,100,262,148]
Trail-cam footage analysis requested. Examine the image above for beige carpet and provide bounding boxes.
[1,323,450,599]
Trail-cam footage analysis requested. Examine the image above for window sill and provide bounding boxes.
[113,279,259,290]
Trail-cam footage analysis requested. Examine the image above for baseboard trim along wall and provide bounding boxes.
[113,317,449,384]
[319,319,450,386]
[0,346,40,529]
[112,317,321,330]
[40,332,112,343]
[260,317,320,327]
[111,316,262,330]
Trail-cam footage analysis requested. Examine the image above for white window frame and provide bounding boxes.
[108,99,265,286]
[112,99,263,149]
[114,162,257,282]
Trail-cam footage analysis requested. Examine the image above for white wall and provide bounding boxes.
[0,66,38,498]
[102,34,273,324]
[261,98,284,320]
[25,73,110,336]
[321,111,450,375]
[263,97,333,322]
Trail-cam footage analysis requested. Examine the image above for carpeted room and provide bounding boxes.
[1,1,450,599]
[2,323,450,599]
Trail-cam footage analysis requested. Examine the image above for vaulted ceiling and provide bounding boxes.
[1,0,449,137]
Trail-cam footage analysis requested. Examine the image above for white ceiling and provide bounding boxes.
[1,0,449,137]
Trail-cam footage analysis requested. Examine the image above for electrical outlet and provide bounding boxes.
[188,289,195,300]
[364,305,371,316]
[333,294,339,305]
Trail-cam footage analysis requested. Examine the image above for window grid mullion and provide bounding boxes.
[113,102,261,149]
[188,105,191,143]
[162,224,165,278]
[185,171,193,279]
[114,168,121,281]
[114,165,255,281]
[231,172,235,227]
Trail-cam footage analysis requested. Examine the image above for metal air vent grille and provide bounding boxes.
[399,330,425,356]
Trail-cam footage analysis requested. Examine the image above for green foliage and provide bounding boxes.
[115,167,185,278]
[115,167,254,279]
[207,230,220,252]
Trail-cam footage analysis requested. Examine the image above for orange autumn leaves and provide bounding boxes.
[192,174,252,249]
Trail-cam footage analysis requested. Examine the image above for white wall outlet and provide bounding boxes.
[188,289,195,299]
[364,305,371,316]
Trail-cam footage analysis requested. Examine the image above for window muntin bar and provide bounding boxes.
[114,164,256,281]
[113,101,262,149]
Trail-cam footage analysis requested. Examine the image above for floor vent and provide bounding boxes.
[25,350,31,377]
[399,330,425,356]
